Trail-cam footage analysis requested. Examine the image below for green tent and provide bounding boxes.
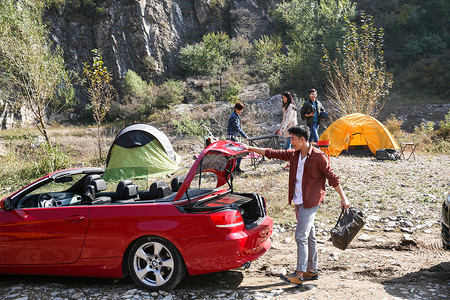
[103,124,180,182]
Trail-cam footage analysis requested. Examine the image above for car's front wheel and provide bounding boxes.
[128,236,186,291]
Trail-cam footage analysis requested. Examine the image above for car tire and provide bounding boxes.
[128,236,186,291]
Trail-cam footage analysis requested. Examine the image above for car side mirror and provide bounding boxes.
[1,197,12,211]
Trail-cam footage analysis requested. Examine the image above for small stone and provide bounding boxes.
[271,267,287,276]
[72,293,84,300]
[387,221,397,227]
[213,293,226,298]
[358,233,372,241]
[284,237,292,243]
[401,227,415,233]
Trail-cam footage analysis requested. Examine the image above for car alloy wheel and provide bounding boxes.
[128,236,186,291]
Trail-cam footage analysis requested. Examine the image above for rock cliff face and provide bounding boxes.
[1,0,276,129]
[48,0,275,83]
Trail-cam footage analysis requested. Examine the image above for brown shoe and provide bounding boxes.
[280,272,303,287]
[303,270,319,280]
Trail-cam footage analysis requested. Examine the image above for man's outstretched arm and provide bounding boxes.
[247,146,267,156]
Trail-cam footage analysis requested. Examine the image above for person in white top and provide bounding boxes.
[275,91,298,149]
[275,91,298,169]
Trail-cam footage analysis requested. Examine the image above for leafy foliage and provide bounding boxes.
[356,0,449,98]
[155,80,185,108]
[274,0,356,92]
[0,0,72,143]
[82,49,115,162]
[0,139,71,195]
[321,15,393,117]
[178,32,233,77]
[250,35,284,91]
[124,69,149,100]
[172,115,210,137]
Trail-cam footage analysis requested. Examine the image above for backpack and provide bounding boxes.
[375,148,400,161]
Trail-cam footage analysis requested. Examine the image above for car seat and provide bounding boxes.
[171,176,185,192]
[115,180,139,203]
[82,175,112,205]
[150,180,171,199]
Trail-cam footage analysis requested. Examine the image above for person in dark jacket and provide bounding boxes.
[227,102,249,173]
[300,89,325,143]
[247,125,350,287]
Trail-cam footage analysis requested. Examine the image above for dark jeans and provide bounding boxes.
[284,137,292,150]
[308,123,319,143]
[229,136,242,167]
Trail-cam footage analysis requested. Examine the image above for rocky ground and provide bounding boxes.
[1,146,449,300]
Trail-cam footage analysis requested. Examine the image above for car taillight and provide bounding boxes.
[209,210,244,229]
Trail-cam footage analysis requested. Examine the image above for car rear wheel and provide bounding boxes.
[128,236,186,291]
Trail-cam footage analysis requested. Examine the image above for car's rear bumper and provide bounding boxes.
[179,216,273,276]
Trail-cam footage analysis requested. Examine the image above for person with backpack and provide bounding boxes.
[300,89,325,143]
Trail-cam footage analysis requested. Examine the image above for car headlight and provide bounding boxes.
[445,191,450,207]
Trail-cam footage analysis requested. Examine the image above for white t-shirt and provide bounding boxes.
[293,155,307,205]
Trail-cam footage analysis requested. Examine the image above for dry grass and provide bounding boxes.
[232,153,449,228]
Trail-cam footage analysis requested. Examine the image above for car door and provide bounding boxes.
[0,206,89,265]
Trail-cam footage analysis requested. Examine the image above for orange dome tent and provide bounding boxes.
[319,113,399,156]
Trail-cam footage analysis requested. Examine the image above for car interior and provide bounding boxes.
[13,173,220,208]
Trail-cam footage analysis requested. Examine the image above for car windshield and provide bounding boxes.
[14,173,87,209]
[32,174,84,195]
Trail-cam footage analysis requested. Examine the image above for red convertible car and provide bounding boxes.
[0,140,272,291]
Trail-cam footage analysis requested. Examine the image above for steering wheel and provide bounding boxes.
[37,193,57,208]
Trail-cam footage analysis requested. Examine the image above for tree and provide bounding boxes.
[178,32,233,77]
[251,35,284,90]
[321,15,393,117]
[0,0,72,143]
[82,49,115,163]
[274,0,356,93]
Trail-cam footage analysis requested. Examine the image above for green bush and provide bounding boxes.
[178,32,233,77]
[198,86,218,104]
[172,115,210,137]
[155,80,184,108]
[31,142,72,176]
[219,81,241,103]
[124,69,148,100]
[403,34,446,61]
[436,109,450,140]
[250,35,284,91]
[0,141,72,196]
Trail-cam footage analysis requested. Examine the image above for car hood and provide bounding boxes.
[173,140,249,202]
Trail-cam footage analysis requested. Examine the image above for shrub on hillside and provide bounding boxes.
[178,32,233,77]
[155,80,185,108]
[413,110,450,154]
[172,115,210,137]
[436,109,450,140]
